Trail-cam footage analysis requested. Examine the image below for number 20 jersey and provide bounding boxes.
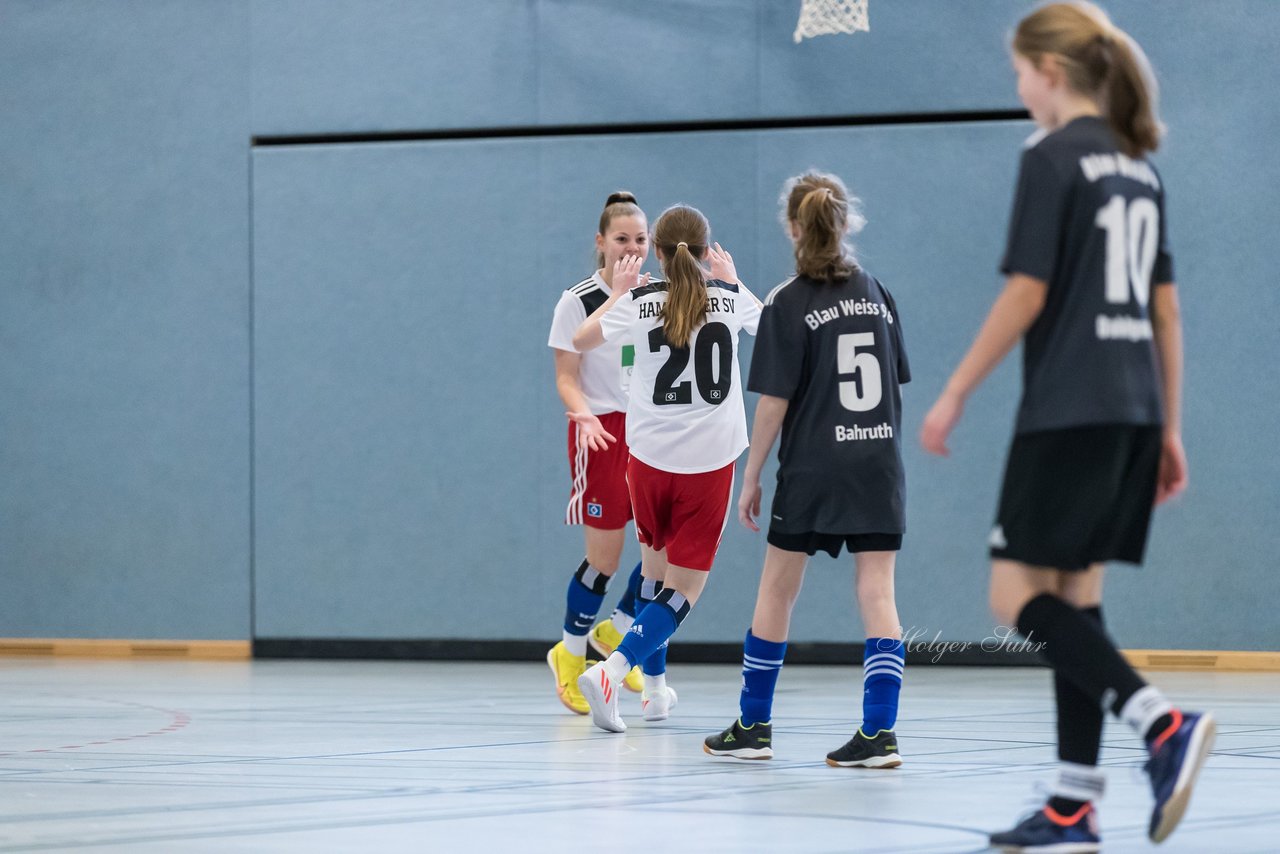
[599,279,761,474]
[749,271,911,535]
[1002,116,1174,434]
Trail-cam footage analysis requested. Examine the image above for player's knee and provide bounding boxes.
[584,545,621,575]
[856,574,894,606]
[589,557,620,575]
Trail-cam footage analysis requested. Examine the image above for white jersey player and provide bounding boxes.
[571,204,761,734]
[545,192,648,715]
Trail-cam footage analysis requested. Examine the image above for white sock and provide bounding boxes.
[1119,685,1174,738]
[611,610,635,633]
[1053,762,1106,802]
[643,673,666,695]
[561,632,588,658]
[603,651,631,684]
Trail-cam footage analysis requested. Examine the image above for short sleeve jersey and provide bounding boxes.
[599,279,761,474]
[547,273,633,415]
[749,271,910,535]
[1001,116,1174,433]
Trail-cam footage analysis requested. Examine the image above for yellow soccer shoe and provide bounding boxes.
[546,641,589,714]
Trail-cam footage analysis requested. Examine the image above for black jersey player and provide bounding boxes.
[921,4,1213,851]
[704,171,910,769]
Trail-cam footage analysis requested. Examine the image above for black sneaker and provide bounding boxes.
[826,728,902,768]
[703,718,773,760]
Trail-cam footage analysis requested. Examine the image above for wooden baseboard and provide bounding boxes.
[0,639,250,660]
[1123,649,1280,672]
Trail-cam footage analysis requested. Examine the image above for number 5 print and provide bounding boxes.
[837,332,882,412]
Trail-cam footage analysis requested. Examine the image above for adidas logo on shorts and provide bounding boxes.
[989,525,1008,549]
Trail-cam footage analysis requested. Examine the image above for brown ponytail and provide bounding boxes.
[652,205,710,349]
[595,190,644,268]
[1013,2,1163,157]
[1103,29,1162,157]
[780,171,866,282]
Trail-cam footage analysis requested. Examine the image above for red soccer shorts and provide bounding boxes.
[626,456,735,571]
[565,411,633,529]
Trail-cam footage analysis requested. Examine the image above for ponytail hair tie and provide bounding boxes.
[676,241,689,250]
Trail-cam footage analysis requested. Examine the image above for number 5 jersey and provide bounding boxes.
[599,279,761,474]
[749,271,911,536]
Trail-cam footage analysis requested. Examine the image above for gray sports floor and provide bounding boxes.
[1,659,1276,852]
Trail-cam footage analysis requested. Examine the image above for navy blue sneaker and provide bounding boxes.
[1145,708,1216,843]
[988,803,1100,853]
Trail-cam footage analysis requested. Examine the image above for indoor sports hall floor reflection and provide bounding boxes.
[0,659,1275,852]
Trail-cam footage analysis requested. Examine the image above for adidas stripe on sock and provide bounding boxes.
[617,588,690,671]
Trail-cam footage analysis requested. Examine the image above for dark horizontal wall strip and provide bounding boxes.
[253,638,1046,667]
[252,109,1031,148]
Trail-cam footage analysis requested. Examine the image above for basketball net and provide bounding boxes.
[794,0,870,43]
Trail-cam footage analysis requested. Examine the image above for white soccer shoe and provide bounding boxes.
[578,661,627,733]
[641,686,678,722]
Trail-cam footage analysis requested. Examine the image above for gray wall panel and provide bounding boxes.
[536,0,762,125]
[251,0,540,136]
[252,110,1279,649]
[758,0,1027,117]
[252,141,543,636]
[1101,0,1280,651]
[0,2,252,638]
[251,0,1029,136]
[252,133,760,637]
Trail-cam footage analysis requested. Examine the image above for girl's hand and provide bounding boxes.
[707,242,739,284]
[1155,431,1188,505]
[566,411,617,452]
[920,391,964,457]
[612,254,649,296]
[738,478,762,531]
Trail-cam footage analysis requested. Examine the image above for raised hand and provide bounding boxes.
[707,242,739,284]
[611,254,650,296]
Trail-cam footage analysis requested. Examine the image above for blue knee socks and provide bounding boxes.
[861,637,904,734]
[739,629,787,726]
[617,588,691,670]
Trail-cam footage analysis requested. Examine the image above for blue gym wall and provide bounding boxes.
[2,2,1276,650]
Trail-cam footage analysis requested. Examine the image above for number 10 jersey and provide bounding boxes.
[599,279,761,474]
[1001,115,1174,434]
